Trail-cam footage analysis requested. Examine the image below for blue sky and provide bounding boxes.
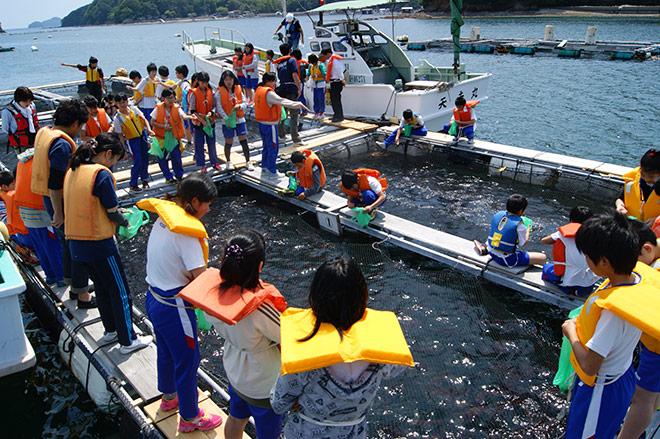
[2,0,91,29]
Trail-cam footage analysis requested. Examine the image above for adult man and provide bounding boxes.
[62,56,105,102]
[274,13,304,50]
[319,48,345,122]
[274,44,303,145]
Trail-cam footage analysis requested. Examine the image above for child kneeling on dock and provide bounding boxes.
[340,168,387,214]
[270,257,413,438]
[290,150,326,201]
[477,194,545,268]
[442,97,478,144]
[140,174,223,433]
[541,206,599,296]
[384,109,427,148]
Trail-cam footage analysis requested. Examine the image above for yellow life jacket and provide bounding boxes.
[309,64,324,82]
[640,263,660,354]
[116,108,145,140]
[143,79,156,98]
[623,167,660,221]
[86,66,100,83]
[571,262,660,386]
[63,164,116,241]
[280,307,414,375]
[31,127,77,196]
[132,88,143,105]
[136,198,209,263]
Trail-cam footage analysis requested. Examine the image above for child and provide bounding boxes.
[290,150,326,201]
[232,48,246,90]
[155,65,176,100]
[188,71,219,173]
[0,170,34,257]
[541,206,599,296]
[215,71,252,171]
[271,257,410,438]
[150,89,194,183]
[174,65,192,145]
[291,49,308,118]
[264,50,275,76]
[81,96,112,141]
[128,70,143,108]
[384,109,428,148]
[242,43,259,103]
[135,63,159,122]
[307,54,326,119]
[113,94,154,192]
[617,221,660,439]
[616,148,660,222]
[562,212,646,438]
[103,93,118,120]
[443,96,478,144]
[1,86,39,153]
[64,133,152,353]
[340,168,387,214]
[253,72,307,175]
[140,174,223,433]
[202,231,286,438]
[480,194,546,268]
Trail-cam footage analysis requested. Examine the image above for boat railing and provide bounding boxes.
[203,26,248,46]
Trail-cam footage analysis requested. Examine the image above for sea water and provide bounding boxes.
[1,14,658,437]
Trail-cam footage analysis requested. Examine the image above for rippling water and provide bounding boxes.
[2,14,658,437]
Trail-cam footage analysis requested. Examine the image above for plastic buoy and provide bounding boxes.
[31,46,39,52]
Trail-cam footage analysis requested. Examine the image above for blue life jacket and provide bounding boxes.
[487,210,522,253]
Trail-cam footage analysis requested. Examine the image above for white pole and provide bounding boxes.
[282,0,287,15]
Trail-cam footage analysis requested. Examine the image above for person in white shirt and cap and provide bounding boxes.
[274,13,304,50]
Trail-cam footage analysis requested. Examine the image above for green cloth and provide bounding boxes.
[117,207,150,240]
[352,207,373,228]
[196,309,212,331]
[280,107,287,121]
[553,305,583,393]
[448,121,458,136]
[163,131,178,153]
[202,116,214,137]
[521,216,533,228]
[402,125,412,137]
[450,0,464,76]
[287,175,298,191]
[225,110,237,129]
[148,136,164,159]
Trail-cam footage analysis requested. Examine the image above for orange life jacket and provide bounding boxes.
[14,156,45,210]
[0,190,28,235]
[326,54,344,82]
[296,59,308,79]
[218,86,245,120]
[453,100,479,123]
[32,128,77,196]
[254,86,280,123]
[191,87,214,126]
[623,167,660,222]
[85,109,111,138]
[273,55,292,64]
[296,150,326,189]
[178,267,288,325]
[340,168,388,199]
[152,102,185,141]
[243,52,257,74]
[63,164,117,241]
[232,54,245,77]
[552,222,581,276]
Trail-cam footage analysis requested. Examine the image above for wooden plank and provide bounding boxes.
[316,117,378,132]
[144,389,210,423]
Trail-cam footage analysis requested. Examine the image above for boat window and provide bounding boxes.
[310,41,321,52]
[315,28,332,38]
[373,34,389,46]
[332,41,348,52]
[320,41,331,51]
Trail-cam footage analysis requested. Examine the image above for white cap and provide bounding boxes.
[285,13,294,22]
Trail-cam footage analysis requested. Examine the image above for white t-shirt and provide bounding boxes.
[366,175,383,194]
[550,230,599,287]
[145,218,206,291]
[585,308,641,378]
[149,106,187,123]
[136,77,158,109]
[328,58,345,81]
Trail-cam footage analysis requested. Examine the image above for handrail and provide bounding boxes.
[203,26,248,45]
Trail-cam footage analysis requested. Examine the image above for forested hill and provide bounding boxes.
[61,0,660,26]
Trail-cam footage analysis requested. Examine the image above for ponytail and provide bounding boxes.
[69,132,125,170]
[220,230,265,291]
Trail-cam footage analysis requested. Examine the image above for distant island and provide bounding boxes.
[61,0,660,26]
[28,17,62,29]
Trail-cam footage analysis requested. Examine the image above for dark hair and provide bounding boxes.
[631,220,657,254]
[190,72,199,85]
[244,43,254,53]
[569,206,592,224]
[89,56,98,64]
[105,93,115,102]
[403,109,413,120]
[455,96,466,107]
[175,173,217,216]
[175,64,189,77]
[14,86,34,102]
[506,194,527,214]
[266,49,274,58]
[260,72,277,86]
[299,257,369,342]
[129,70,142,80]
[575,212,639,275]
[69,132,125,170]
[53,99,89,127]
[234,47,243,58]
[83,95,99,109]
[158,65,169,77]
[308,54,318,64]
[115,93,128,102]
[197,71,210,84]
[0,170,14,187]
[320,48,332,56]
[640,149,660,174]
[341,170,358,189]
[220,230,265,291]
[290,151,305,163]
[161,88,175,99]
[279,43,291,55]
[147,63,157,73]
[219,70,238,92]
[291,49,302,60]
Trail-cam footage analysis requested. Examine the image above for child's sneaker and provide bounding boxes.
[224,162,235,171]
[246,161,254,171]
[159,396,179,412]
[178,409,223,433]
[119,335,153,354]
[213,163,223,171]
[467,138,474,144]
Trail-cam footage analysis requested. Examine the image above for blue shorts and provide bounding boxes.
[228,386,282,439]
[237,76,247,88]
[244,75,258,90]
[222,122,247,140]
[637,343,660,392]
[489,250,530,268]
[542,263,595,297]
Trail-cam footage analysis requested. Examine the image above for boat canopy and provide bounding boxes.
[309,0,407,13]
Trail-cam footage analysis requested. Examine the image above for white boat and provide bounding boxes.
[182,0,491,130]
